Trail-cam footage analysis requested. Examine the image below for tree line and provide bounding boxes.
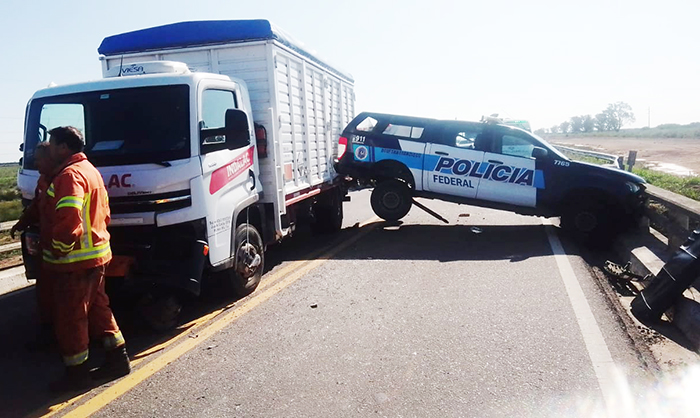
[534,102,636,135]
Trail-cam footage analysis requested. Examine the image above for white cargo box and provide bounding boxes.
[98,20,355,210]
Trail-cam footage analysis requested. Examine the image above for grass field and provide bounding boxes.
[0,164,22,223]
[632,167,700,201]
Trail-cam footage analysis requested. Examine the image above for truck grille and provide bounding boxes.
[109,189,191,214]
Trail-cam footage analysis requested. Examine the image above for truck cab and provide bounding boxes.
[20,63,263,324]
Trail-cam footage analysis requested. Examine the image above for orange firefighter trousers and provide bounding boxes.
[52,264,124,366]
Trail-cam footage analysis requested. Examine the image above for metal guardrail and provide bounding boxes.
[644,184,700,250]
[0,221,20,258]
[553,144,622,168]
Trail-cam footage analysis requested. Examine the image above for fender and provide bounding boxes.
[209,193,261,272]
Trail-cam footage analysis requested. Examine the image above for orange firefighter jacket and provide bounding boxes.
[41,153,112,272]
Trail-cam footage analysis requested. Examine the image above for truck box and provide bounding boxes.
[97,20,355,235]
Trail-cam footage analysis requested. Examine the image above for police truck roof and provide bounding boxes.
[98,20,353,82]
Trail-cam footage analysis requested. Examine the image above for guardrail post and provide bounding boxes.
[627,151,637,172]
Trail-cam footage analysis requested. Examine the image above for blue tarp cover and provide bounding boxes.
[98,20,352,81]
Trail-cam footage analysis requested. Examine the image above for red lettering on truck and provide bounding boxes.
[107,174,132,188]
[209,147,255,194]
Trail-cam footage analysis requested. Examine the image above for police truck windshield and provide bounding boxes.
[24,85,190,168]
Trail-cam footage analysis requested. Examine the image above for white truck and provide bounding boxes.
[18,20,355,328]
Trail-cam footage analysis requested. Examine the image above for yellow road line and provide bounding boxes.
[45,217,379,418]
[38,225,369,417]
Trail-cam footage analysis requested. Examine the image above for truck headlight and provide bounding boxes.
[626,181,641,194]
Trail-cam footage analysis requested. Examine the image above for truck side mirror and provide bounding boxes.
[201,109,251,154]
[532,147,548,160]
[225,109,250,150]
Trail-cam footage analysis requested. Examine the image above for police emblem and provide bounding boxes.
[354,145,369,161]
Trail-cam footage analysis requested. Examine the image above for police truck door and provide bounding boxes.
[423,123,486,199]
[475,128,542,207]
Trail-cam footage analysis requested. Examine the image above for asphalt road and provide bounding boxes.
[0,190,662,417]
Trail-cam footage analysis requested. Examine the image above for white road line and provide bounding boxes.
[543,219,617,409]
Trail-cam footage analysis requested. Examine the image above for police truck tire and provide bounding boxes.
[225,224,264,297]
[371,180,412,221]
[561,200,616,244]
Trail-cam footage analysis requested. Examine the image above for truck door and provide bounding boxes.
[423,123,486,199]
[198,83,257,260]
[475,128,542,208]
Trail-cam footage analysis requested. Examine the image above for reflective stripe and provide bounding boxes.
[43,242,111,264]
[83,192,93,248]
[103,331,125,350]
[51,239,75,252]
[64,349,89,366]
[56,196,83,210]
[46,184,55,198]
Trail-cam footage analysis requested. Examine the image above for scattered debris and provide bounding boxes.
[206,344,217,350]
[310,304,318,309]
[470,227,483,234]
[603,260,650,281]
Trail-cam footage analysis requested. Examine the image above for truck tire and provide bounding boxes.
[224,223,264,297]
[371,179,412,221]
[311,189,344,234]
[138,292,183,332]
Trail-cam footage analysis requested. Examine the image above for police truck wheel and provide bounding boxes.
[225,224,264,297]
[371,180,412,221]
[561,200,617,244]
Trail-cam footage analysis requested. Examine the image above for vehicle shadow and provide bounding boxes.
[0,220,568,417]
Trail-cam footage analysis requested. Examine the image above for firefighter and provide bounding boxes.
[43,126,130,392]
[12,142,56,346]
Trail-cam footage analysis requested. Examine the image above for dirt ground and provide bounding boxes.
[549,136,700,175]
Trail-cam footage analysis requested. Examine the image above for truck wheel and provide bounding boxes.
[225,223,264,297]
[371,180,412,221]
[311,189,344,234]
[139,292,183,332]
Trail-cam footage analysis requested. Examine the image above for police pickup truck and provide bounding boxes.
[335,112,647,240]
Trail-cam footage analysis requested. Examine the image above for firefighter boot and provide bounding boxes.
[49,362,93,393]
[91,346,131,382]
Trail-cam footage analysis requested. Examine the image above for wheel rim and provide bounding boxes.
[236,242,261,280]
[382,191,401,210]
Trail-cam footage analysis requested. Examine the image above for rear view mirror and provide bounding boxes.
[532,147,548,159]
[201,109,251,154]
[225,109,250,150]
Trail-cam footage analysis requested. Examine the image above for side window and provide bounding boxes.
[500,134,535,158]
[32,104,85,168]
[201,90,237,144]
[382,124,424,139]
[441,125,482,149]
[355,116,378,132]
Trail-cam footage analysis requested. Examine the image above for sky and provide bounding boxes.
[0,0,698,163]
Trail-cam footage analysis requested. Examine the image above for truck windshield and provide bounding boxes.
[24,85,190,168]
